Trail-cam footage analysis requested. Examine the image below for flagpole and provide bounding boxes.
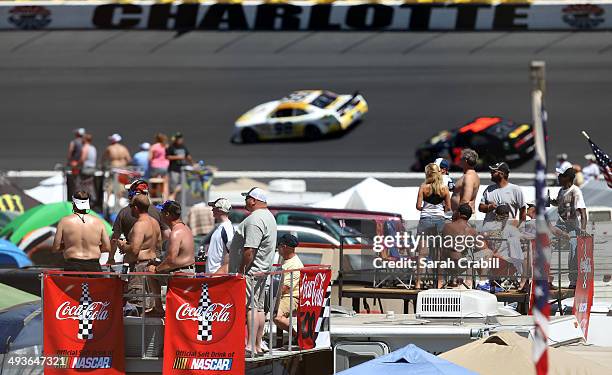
[531,60,549,375]
[581,131,590,140]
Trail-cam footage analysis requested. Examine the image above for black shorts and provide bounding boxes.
[64,258,102,274]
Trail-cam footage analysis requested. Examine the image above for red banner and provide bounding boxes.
[298,268,332,350]
[43,275,125,374]
[163,276,245,374]
[573,236,595,339]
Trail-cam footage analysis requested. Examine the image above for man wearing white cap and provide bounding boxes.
[556,153,572,174]
[52,191,111,273]
[583,154,600,183]
[203,198,234,274]
[102,133,131,168]
[229,187,277,355]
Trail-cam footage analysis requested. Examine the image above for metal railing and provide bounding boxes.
[40,265,331,361]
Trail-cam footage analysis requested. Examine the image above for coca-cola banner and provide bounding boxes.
[43,275,125,374]
[298,268,332,350]
[163,275,245,374]
[573,236,595,339]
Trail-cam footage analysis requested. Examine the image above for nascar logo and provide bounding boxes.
[173,357,233,371]
[70,357,112,369]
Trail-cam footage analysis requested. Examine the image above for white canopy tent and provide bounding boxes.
[312,177,565,222]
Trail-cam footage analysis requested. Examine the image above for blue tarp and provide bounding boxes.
[337,344,477,375]
[0,239,32,268]
[0,301,41,353]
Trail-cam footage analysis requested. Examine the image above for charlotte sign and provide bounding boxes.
[1,3,612,31]
[298,268,332,350]
[163,276,245,374]
[43,275,125,374]
[573,236,595,339]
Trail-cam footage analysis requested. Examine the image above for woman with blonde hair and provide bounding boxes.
[415,163,451,288]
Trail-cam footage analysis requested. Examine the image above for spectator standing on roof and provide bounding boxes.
[273,234,303,340]
[205,198,234,274]
[67,128,85,174]
[109,180,170,264]
[551,165,587,289]
[149,133,169,197]
[102,133,131,168]
[133,142,151,177]
[583,154,600,183]
[435,157,455,193]
[451,148,480,214]
[229,187,277,356]
[415,163,451,289]
[52,191,111,273]
[79,134,98,203]
[556,153,572,173]
[479,162,526,227]
[166,132,193,201]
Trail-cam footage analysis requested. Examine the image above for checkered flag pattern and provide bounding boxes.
[196,283,212,342]
[77,283,93,340]
[314,282,332,348]
[315,283,332,334]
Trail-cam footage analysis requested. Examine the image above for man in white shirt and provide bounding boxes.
[479,162,526,226]
[205,198,234,274]
[552,165,587,288]
[583,154,600,183]
[273,234,303,340]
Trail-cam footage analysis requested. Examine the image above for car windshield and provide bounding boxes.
[311,92,338,108]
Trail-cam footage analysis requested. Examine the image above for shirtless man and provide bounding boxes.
[102,133,131,168]
[52,191,110,273]
[147,201,195,316]
[117,194,161,313]
[451,148,481,214]
[442,204,492,286]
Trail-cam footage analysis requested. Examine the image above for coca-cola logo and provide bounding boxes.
[175,303,233,322]
[300,273,327,307]
[56,301,110,321]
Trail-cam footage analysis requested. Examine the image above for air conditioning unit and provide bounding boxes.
[416,289,498,318]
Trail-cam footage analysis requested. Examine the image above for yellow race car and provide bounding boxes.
[231,90,368,143]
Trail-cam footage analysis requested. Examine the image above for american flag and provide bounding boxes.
[585,136,612,188]
[531,90,550,375]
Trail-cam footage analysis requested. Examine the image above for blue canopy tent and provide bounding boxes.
[0,239,32,268]
[337,344,477,375]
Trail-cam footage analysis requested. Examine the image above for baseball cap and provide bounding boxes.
[109,133,122,143]
[241,187,267,203]
[161,200,181,217]
[434,157,450,170]
[489,162,510,174]
[72,194,90,211]
[526,200,536,208]
[556,153,568,160]
[125,179,149,197]
[278,234,299,248]
[208,198,232,213]
[74,128,85,136]
[140,142,150,150]
[556,165,576,179]
[585,154,596,161]
[173,132,183,139]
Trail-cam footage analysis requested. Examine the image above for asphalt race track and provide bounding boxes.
[1,31,612,172]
